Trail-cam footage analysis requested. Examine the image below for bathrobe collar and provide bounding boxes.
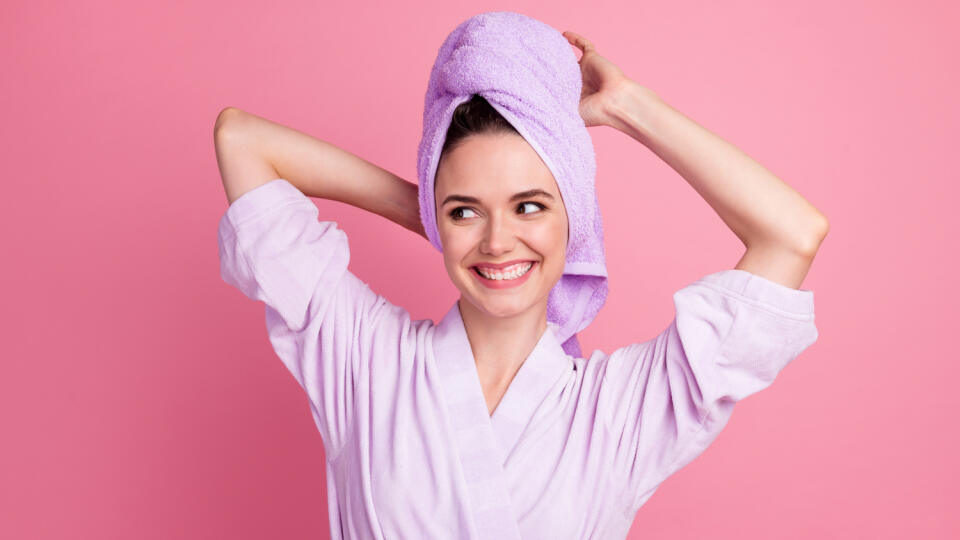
[432,300,573,539]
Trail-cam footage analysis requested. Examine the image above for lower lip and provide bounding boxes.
[471,262,537,289]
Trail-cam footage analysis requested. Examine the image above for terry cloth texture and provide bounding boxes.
[417,11,608,358]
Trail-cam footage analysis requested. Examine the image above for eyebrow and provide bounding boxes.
[441,189,555,207]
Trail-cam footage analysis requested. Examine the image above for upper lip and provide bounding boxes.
[472,259,536,270]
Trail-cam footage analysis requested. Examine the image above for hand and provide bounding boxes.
[562,30,636,128]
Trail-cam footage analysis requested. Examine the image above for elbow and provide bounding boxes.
[797,213,830,257]
[214,107,247,141]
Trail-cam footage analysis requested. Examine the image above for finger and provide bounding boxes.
[563,32,584,62]
[563,31,596,54]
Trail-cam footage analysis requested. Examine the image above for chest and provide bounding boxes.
[346,371,630,538]
[483,383,510,416]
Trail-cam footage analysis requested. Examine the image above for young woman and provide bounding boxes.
[214,22,827,540]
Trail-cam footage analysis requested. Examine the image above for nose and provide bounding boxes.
[479,212,516,256]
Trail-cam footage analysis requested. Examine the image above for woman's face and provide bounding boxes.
[434,132,569,319]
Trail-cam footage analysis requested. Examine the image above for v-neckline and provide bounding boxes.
[432,301,573,457]
[431,300,573,539]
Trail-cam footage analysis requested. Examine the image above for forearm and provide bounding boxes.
[605,82,828,254]
[215,108,425,239]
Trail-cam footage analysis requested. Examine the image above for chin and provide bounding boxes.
[482,298,532,316]
[466,286,544,319]
[455,265,557,315]
[471,298,533,319]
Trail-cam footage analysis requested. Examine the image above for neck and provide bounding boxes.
[457,297,548,389]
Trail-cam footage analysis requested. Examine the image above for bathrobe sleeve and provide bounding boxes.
[598,269,819,509]
[216,179,390,460]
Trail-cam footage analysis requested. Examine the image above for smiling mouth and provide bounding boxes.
[471,261,536,280]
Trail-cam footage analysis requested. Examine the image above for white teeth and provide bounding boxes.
[476,262,534,280]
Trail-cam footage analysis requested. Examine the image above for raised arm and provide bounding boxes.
[563,31,829,290]
[213,107,426,239]
[604,83,828,288]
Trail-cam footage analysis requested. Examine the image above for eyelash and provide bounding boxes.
[448,202,546,221]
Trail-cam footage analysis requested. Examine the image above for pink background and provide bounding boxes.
[2,1,956,538]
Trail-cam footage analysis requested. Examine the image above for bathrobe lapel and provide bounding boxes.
[432,301,572,539]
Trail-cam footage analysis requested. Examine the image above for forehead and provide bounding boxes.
[435,133,559,198]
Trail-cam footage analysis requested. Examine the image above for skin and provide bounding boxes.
[562,30,830,287]
[214,30,829,415]
[433,133,569,412]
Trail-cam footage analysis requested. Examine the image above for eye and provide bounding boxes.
[518,202,546,215]
[449,206,478,221]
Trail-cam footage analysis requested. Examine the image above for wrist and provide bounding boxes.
[605,81,662,141]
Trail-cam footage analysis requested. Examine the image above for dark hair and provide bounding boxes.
[440,94,521,158]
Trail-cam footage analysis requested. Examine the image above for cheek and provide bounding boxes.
[439,225,461,249]
[439,226,475,267]
[530,220,568,257]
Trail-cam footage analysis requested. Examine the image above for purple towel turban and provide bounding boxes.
[417,11,608,358]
